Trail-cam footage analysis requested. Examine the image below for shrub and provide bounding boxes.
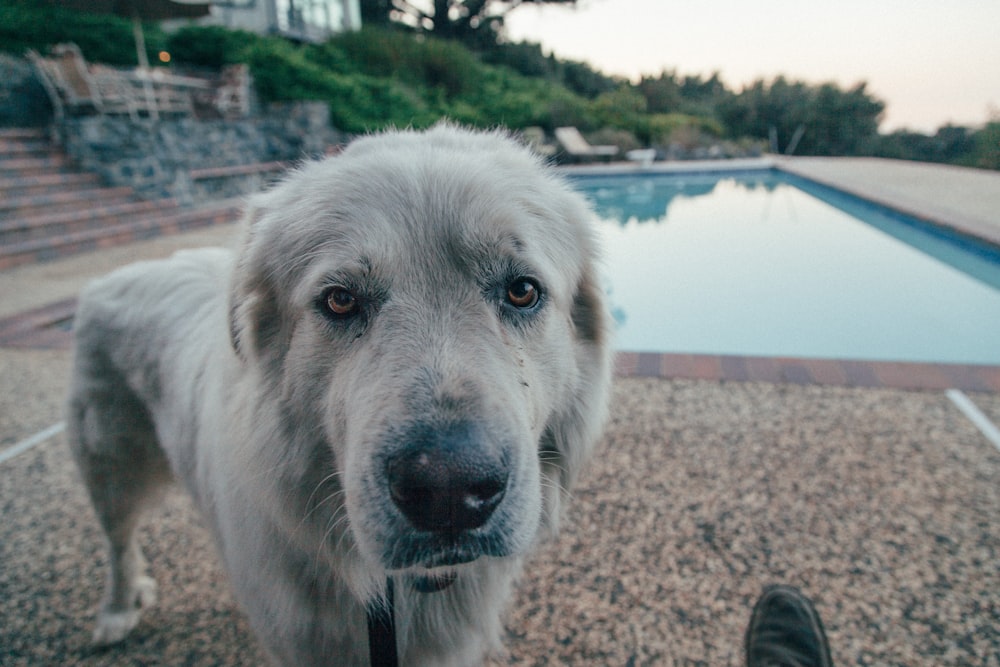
[560,59,620,99]
[304,41,353,73]
[0,1,164,66]
[166,25,259,68]
[243,37,434,132]
[645,113,723,144]
[589,86,648,135]
[327,28,411,77]
[330,28,481,99]
[479,40,554,79]
[968,121,1000,170]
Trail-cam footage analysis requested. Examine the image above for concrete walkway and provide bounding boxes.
[778,156,1000,247]
[1,157,999,665]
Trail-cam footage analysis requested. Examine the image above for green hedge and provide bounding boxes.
[242,38,437,132]
[0,1,166,65]
[165,25,258,68]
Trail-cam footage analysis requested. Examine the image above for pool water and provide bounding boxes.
[571,170,1000,365]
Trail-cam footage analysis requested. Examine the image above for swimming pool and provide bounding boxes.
[570,169,1000,365]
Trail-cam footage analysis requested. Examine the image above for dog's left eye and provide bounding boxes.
[506,278,540,309]
[324,287,360,317]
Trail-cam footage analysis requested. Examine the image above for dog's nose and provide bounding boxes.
[387,426,508,533]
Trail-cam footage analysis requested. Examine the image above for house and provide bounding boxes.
[199,0,361,42]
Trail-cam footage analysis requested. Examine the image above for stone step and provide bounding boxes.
[0,155,73,177]
[0,127,245,271]
[0,138,52,158]
[0,128,47,141]
[0,199,243,271]
[0,186,138,221]
[0,171,104,198]
[0,129,59,166]
[0,198,180,245]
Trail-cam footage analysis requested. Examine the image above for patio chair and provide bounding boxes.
[28,44,140,121]
[28,47,93,121]
[554,126,619,162]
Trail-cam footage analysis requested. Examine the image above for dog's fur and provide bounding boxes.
[66,125,612,666]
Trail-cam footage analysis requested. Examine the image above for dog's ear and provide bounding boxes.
[539,269,613,536]
[228,207,291,380]
[228,206,258,358]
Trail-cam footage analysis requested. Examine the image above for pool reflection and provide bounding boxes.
[569,170,1000,364]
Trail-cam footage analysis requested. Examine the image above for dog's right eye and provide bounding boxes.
[506,278,540,310]
[323,287,360,317]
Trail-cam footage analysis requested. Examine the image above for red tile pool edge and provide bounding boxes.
[2,302,998,392]
[615,351,1000,392]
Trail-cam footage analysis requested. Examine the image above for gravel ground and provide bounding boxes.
[492,380,1000,666]
[2,348,998,665]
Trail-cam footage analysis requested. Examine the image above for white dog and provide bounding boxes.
[66,125,612,666]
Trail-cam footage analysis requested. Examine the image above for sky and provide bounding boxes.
[504,0,1000,133]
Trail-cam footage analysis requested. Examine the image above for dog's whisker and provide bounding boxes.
[301,489,346,538]
[300,469,346,527]
[313,501,351,573]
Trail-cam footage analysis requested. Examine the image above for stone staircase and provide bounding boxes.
[0,127,243,271]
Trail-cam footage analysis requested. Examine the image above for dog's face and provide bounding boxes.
[230,126,611,596]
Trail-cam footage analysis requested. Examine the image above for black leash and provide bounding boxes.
[367,577,399,667]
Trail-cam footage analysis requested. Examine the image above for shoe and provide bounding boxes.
[744,584,833,667]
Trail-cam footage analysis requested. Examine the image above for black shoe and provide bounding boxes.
[744,584,833,667]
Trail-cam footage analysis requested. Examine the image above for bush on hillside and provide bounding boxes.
[645,113,723,143]
[242,38,435,132]
[479,40,620,99]
[166,25,259,68]
[0,1,164,65]
[969,121,1000,170]
[317,28,605,133]
[330,28,481,99]
[590,86,648,134]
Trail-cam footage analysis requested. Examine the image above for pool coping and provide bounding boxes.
[614,350,1000,392]
[562,157,1000,391]
[776,157,1000,250]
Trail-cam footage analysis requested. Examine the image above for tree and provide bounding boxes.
[717,77,884,156]
[360,0,394,26]
[637,71,682,114]
[359,0,578,46]
[591,85,647,130]
[969,120,1000,170]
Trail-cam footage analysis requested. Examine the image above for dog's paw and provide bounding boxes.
[92,609,142,645]
[134,574,158,608]
[91,575,158,645]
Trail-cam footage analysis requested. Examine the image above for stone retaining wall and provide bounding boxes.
[58,102,342,205]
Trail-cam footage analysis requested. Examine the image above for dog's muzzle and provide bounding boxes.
[386,420,509,538]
